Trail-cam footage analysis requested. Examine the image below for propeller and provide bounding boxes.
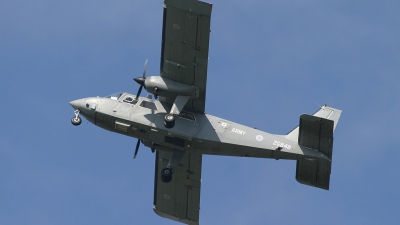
[133,139,156,159]
[133,59,148,100]
[134,139,141,159]
[132,59,155,159]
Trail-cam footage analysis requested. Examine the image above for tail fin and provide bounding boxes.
[286,105,342,142]
[286,105,342,190]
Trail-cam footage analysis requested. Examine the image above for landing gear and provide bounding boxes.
[161,168,172,183]
[71,110,82,126]
[164,114,175,129]
[160,149,185,183]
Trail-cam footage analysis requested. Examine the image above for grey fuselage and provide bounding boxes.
[69,92,329,161]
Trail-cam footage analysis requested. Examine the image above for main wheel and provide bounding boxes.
[164,114,175,129]
[71,117,82,126]
[161,168,172,183]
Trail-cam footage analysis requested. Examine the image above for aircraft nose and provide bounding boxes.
[69,99,82,110]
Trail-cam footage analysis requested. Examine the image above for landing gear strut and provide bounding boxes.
[164,114,175,129]
[71,110,82,126]
[161,168,172,183]
[160,149,184,183]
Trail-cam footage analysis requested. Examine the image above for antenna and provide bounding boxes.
[314,101,322,108]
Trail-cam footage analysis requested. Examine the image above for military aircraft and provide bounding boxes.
[69,0,342,224]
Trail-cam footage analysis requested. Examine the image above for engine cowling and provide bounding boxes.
[144,76,199,99]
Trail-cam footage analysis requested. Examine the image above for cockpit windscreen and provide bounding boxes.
[105,92,123,100]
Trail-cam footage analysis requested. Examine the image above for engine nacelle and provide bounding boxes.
[144,76,199,99]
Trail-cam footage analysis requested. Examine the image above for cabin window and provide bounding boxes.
[115,121,131,133]
[139,101,157,110]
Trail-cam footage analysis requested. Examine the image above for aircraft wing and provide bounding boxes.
[153,151,202,225]
[159,0,212,113]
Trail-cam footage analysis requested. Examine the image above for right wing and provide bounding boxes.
[159,0,212,113]
[153,150,202,225]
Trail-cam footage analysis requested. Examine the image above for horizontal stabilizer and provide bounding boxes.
[298,114,334,159]
[295,115,334,190]
[287,105,341,190]
[296,159,331,190]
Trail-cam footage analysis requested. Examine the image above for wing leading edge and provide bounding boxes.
[160,0,212,113]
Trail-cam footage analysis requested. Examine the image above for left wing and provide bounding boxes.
[153,150,202,225]
[159,0,212,113]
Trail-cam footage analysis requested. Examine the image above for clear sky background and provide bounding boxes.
[1,0,400,224]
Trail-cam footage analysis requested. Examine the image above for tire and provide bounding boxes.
[164,114,175,128]
[71,117,82,126]
[161,168,172,183]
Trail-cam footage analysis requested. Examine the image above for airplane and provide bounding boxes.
[69,0,342,224]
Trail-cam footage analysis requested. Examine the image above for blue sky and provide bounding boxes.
[1,0,400,224]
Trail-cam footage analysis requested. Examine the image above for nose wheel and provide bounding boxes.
[161,168,172,183]
[71,110,82,126]
[164,114,175,129]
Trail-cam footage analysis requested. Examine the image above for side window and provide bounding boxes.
[139,101,157,110]
[178,111,196,121]
[123,96,138,105]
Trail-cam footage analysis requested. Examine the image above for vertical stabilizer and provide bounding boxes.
[286,105,342,142]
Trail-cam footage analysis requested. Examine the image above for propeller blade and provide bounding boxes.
[134,139,141,159]
[135,85,143,100]
[142,59,148,78]
[133,59,148,100]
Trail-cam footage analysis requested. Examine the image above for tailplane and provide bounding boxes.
[286,105,342,190]
[286,105,342,142]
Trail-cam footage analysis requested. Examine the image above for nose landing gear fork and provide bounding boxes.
[71,110,82,126]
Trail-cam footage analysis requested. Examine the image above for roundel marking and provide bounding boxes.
[163,194,171,200]
[256,135,264,141]
[173,24,180,29]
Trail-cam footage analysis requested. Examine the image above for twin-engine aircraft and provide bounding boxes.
[69,0,342,224]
